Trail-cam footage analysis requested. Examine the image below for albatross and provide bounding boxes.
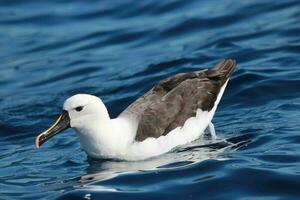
[35,59,236,160]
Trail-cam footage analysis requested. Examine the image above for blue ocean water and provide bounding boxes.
[1,0,300,199]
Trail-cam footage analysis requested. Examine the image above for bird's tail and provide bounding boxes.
[204,59,236,87]
[208,59,236,79]
[157,59,236,92]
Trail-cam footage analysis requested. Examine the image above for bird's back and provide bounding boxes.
[120,59,236,142]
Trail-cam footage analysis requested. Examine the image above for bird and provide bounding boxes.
[35,59,236,161]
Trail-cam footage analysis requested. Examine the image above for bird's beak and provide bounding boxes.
[35,110,70,148]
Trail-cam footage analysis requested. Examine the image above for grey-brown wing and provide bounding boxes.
[135,77,220,141]
[119,69,207,122]
[121,59,236,142]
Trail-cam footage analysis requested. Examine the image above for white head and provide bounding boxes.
[63,94,110,129]
[35,94,110,148]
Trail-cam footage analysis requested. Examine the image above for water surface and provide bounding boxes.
[1,0,300,199]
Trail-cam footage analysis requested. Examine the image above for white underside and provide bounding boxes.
[77,81,228,161]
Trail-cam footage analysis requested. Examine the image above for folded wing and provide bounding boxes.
[120,59,236,142]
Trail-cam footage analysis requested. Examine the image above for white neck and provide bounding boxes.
[74,115,135,159]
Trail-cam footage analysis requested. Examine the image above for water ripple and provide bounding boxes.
[1,0,300,199]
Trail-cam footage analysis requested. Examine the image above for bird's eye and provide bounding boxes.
[75,106,84,112]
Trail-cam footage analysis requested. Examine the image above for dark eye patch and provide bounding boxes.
[75,106,84,112]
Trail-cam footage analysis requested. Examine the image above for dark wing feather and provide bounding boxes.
[120,59,236,142]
